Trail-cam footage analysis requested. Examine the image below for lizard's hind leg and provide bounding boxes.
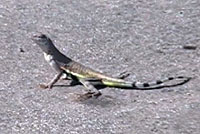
[76,79,102,101]
[116,71,130,79]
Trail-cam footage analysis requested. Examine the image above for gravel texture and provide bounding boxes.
[0,0,200,134]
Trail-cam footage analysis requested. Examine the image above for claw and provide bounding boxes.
[39,84,53,89]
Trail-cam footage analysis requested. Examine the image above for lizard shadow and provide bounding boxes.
[53,80,81,88]
[53,82,120,107]
[79,95,122,108]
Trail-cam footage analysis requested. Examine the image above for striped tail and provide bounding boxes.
[102,76,191,90]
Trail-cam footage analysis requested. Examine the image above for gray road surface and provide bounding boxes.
[0,0,200,134]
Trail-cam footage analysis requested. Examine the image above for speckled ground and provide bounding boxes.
[0,0,200,134]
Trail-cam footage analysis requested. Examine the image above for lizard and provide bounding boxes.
[31,33,191,100]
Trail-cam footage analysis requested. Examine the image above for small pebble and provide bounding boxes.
[19,48,25,52]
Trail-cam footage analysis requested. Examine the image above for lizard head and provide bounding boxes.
[32,33,53,53]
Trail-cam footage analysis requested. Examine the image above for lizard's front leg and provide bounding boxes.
[39,71,63,89]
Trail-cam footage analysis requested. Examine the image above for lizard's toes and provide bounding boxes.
[93,92,102,98]
[77,93,93,101]
[39,84,49,89]
[74,92,99,101]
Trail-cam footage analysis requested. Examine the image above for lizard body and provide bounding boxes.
[32,33,191,100]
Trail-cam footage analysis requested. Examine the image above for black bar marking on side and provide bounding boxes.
[132,82,137,88]
[177,76,184,79]
[143,83,150,87]
[168,77,174,80]
[156,80,163,84]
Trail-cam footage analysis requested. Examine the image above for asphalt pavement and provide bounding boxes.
[0,0,200,134]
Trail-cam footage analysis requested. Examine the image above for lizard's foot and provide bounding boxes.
[39,84,48,89]
[39,83,53,89]
[117,71,130,79]
[75,91,102,101]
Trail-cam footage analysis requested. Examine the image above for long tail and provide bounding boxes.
[102,76,191,90]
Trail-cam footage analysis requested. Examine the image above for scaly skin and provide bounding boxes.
[32,33,191,100]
